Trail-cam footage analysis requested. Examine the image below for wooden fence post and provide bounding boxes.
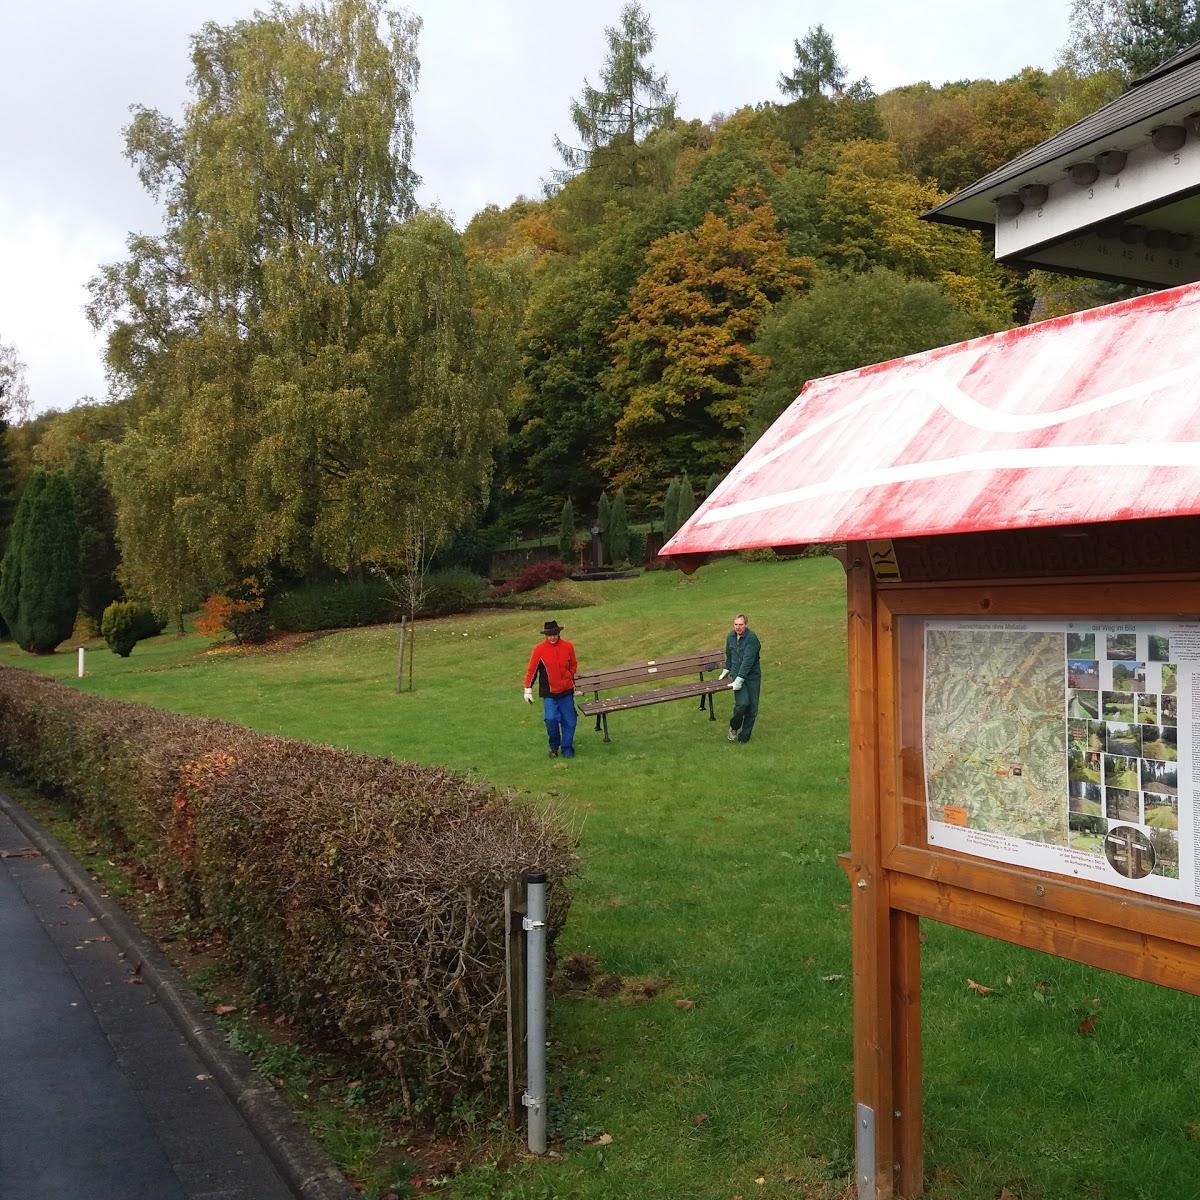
[504,877,529,1125]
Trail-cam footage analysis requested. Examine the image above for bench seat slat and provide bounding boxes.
[577,678,730,715]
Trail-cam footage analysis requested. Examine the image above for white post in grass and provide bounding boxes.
[77,646,85,679]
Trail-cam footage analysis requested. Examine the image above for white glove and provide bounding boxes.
[718,669,729,680]
[732,677,744,691]
[523,687,533,703]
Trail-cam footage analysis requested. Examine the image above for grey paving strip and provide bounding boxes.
[0,792,357,1200]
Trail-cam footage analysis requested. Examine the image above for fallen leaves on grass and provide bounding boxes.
[1077,1014,1097,1036]
[210,1003,238,1015]
[594,1133,613,1146]
[690,1113,711,1126]
[966,978,995,996]
[675,998,695,1010]
[821,974,845,983]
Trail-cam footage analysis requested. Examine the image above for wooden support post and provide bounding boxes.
[846,543,923,1198]
[890,910,923,1196]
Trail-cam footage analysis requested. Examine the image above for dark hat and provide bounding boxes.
[543,620,564,635]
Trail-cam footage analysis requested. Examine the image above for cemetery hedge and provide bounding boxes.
[0,667,576,1104]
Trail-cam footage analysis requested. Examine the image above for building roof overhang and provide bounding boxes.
[924,43,1200,287]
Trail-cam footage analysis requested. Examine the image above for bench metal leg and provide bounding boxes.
[593,691,602,732]
[707,692,716,721]
[601,713,610,744]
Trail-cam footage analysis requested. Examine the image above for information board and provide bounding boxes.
[923,618,1198,904]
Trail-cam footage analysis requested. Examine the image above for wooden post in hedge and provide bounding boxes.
[504,876,529,1124]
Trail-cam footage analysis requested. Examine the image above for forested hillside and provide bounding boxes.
[3,0,1197,629]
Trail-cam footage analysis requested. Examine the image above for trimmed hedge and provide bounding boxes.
[269,579,394,632]
[0,668,575,1103]
[270,570,486,632]
[421,567,487,617]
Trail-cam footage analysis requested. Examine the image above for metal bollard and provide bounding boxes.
[523,870,547,1154]
[77,646,85,679]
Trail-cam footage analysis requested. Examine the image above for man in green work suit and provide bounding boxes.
[720,612,761,744]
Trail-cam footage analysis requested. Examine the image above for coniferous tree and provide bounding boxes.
[67,448,122,634]
[705,473,723,498]
[662,477,681,539]
[597,491,611,561]
[609,489,629,564]
[554,2,675,181]
[558,498,575,563]
[677,471,697,528]
[780,24,847,99]
[0,387,17,550]
[0,393,16,639]
[0,470,81,653]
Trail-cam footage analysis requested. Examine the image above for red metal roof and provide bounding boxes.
[663,280,1200,557]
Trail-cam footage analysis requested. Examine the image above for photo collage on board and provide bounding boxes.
[1066,630,1180,880]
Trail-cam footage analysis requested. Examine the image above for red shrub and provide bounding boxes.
[493,559,567,597]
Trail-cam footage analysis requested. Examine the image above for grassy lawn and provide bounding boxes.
[8,556,1200,1199]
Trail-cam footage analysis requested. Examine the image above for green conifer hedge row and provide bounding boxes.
[0,669,576,1103]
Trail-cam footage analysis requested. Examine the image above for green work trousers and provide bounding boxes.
[730,676,760,743]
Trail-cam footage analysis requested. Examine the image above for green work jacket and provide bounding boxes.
[725,628,762,681]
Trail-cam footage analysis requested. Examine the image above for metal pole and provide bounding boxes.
[523,870,547,1154]
[77,646,85,679]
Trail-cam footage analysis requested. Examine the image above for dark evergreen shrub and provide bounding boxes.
[597,491,611,558]
[609,489,630,564]
[677,470,697,527]
[662,478,681,539]
[0,470,81,654]
[558,499,575,563]
[68,449,121,634]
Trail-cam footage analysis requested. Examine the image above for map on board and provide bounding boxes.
[924,628,1068,845]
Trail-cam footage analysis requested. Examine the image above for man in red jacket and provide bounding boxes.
[523,619,578,758]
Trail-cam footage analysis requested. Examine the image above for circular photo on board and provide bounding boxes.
[1103,825,1155,880]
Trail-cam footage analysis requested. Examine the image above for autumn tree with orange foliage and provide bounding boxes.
[602,189,815,501]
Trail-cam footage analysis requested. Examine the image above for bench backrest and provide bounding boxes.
[575,649,724,692]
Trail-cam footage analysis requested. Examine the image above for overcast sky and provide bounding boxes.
[1,1,1071,415]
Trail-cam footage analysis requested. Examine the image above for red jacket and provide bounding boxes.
[524,638,578,697]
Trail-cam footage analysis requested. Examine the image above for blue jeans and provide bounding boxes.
[543,693,577,756]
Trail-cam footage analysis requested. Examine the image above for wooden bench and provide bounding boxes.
[575,649,732,743]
